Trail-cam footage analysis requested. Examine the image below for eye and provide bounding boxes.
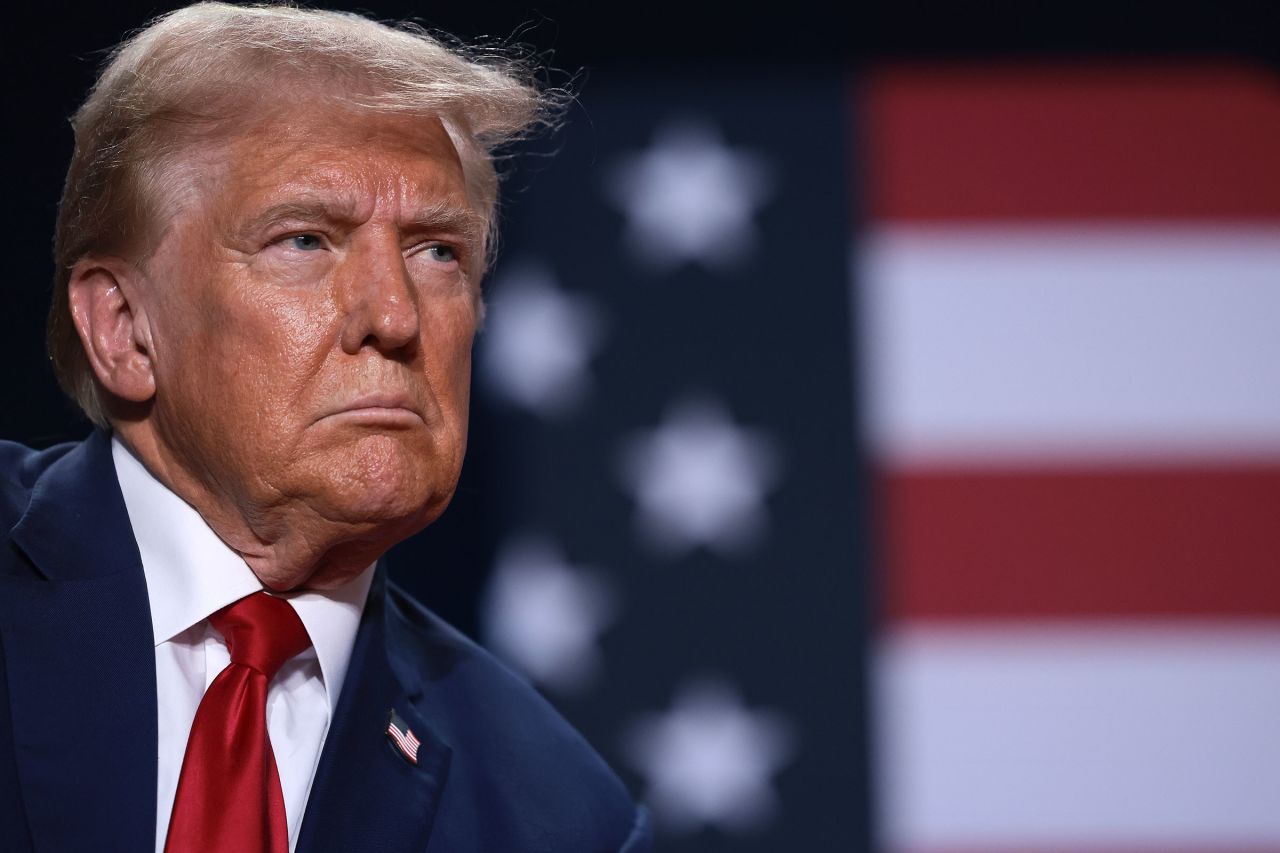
[288,233,324,251]
[427,244,457,263]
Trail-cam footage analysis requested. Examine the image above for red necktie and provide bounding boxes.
[165,591,312,853]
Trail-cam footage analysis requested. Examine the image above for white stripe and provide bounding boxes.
[875,623,1280,848]
[857,225,1280,464]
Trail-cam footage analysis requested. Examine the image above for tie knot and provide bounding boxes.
[209,592,311,679]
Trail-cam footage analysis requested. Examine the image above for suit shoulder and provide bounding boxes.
[0,440,78,531]
[384,582,647,851]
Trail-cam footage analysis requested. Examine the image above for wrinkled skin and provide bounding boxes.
[72,108,485,590]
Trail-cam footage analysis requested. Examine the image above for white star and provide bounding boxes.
[617,396,782,557]
[480,536,616,694]
[623,677,797,834]
[605,119,773,272]
[480,265,604,418]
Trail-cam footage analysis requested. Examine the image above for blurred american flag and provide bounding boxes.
[863,64,1280,852]
[397,60,1280,852]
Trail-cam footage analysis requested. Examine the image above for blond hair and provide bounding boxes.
[49,2,555,426]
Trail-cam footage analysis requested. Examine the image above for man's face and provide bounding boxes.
[136,107,483,585]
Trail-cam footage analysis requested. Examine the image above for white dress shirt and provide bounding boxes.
[111,438,375,853]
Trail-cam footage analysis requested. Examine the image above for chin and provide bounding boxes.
[313,433,459,529]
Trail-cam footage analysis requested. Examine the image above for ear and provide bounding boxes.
[67,258,157,404]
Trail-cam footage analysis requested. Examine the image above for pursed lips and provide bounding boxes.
[318,391,426,425]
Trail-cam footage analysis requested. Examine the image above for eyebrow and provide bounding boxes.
[238,196,486,247]
[405,198,487,247]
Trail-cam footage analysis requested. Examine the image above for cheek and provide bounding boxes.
[432,300,477,391]
[422,298,476,439]
[179,288,334,425]
[262,300,334,378]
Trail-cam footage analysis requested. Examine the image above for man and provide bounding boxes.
[0,3,650,851]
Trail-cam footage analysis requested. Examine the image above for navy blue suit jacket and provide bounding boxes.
[0,430,651,852]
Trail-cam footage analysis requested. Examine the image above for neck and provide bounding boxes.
[113,423,392,591]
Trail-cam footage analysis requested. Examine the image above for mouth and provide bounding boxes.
[318,393,426,427]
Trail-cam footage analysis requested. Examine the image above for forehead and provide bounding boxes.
[202,108,470,214]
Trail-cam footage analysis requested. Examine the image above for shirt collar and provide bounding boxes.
[111,435,374,714]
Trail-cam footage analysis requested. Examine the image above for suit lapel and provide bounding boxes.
[296,567,451,853]
[0,431,157,852]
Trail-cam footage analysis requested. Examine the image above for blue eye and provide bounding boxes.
[290,234,323,251]
[428,244,456,263]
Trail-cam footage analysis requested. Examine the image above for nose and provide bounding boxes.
[339,236,421,357]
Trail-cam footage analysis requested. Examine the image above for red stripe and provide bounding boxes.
[864,64,1280,221]
[880,464,1280,620]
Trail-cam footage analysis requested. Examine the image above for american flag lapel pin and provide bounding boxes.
[385,708,421,765]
